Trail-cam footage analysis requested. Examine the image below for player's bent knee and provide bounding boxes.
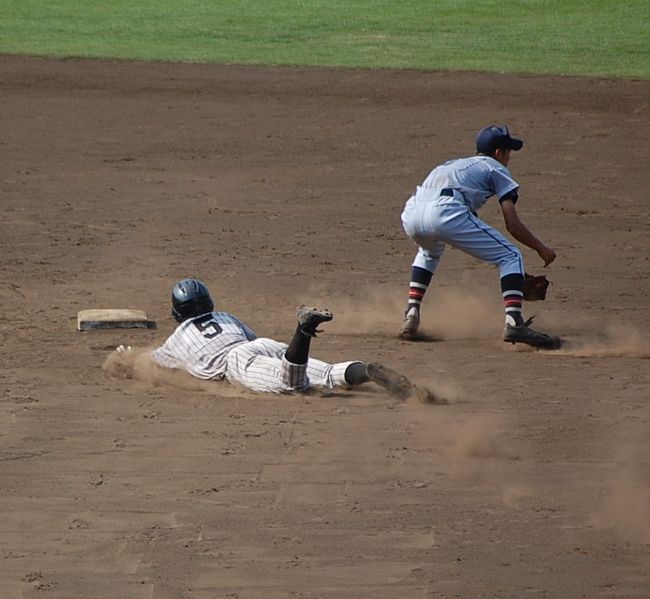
[498,250,524,278]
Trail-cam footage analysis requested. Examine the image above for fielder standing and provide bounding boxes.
[398,125,560,349]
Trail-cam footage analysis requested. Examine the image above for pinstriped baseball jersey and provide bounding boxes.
[152,312,256,380]
[151,311,354,393]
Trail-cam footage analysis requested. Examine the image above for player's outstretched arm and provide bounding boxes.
[500,199,556,266]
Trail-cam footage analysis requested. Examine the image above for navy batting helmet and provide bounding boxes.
[171,278,214,322]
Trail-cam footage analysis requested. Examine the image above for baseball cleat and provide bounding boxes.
[296,306,333,337]
[503,323,561,350]
[398,310,420,340]
[366,362,414,400]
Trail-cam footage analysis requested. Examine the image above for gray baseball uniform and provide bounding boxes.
[401,155,524,277]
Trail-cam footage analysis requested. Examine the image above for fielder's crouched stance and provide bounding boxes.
[147,279,412,398]
[399,125,560,350]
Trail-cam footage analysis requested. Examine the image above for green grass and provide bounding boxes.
[1,0,648,78]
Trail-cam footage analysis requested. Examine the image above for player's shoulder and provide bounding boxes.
[474,155,513,175]
[212,310,238,321]
[449,155,492,166]
[472,154,496,166]
[210,311,249,328]
[442,155,492,174]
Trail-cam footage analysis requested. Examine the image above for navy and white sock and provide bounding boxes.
[501,273,525,327]
[406,266,433,315]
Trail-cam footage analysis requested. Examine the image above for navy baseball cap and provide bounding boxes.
[476,125,523,153]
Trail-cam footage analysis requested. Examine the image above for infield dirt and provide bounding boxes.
[1,56,649,598]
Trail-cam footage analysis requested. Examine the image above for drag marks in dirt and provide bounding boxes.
[102,346,250,399]
[102,343,456,406]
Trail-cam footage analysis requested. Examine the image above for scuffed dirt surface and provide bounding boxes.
[1,55,649,598]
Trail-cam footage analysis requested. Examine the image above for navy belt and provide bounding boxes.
[440,188,454,197]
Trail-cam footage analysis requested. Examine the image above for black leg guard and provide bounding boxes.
[344,361,370,385]
[284,325,312,365]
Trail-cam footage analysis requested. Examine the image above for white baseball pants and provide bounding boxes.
[225,338,354,393]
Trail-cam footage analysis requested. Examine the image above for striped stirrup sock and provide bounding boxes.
[406,266,433,313]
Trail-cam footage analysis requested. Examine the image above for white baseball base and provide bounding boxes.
[77,309,155,331]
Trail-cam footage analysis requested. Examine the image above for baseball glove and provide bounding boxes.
[523,273,550,301]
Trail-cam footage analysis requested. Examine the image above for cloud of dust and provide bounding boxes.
[409,378,462,406]
[422,286,501,340]
[101,347,246,398]
[555,322,650,358]
[446,413,520,460]
[101,344,461,405]
[589,422,650,544]
[407,405,530,505]
[309,285,501,340]
[445,413,535,507]
[594,474,650,544]
[500,483,535,508]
